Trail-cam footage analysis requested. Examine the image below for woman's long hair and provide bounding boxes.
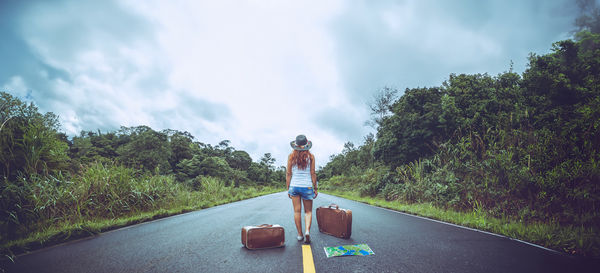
[290,150,310,170]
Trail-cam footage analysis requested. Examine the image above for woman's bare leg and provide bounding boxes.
[291,196,303,236]
[302,199,313,234]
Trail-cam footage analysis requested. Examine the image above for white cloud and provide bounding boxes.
[2,76,30,99]
[9,0,352,167]
[125,0,349,166]
[1,0,579,168]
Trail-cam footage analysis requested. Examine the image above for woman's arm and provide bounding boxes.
[310,153,318,198]
[310,154,317,188]
[286,154,292,190]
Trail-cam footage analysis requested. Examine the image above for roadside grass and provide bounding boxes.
[1,179,282,262]
[322,189,600,258]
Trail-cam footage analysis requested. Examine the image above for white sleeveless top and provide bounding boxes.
[289,158,313,188]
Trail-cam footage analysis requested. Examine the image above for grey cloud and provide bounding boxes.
[172,92,232,123]
[330,0,579,108]
[146,91,233,142]
[313,107,368,145]
[2,0,153,79]
[0,2,71,101]
[17,0,154,62]
[0,0,166,134]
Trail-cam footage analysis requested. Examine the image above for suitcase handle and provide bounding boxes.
[258,224,273,227]
[328,204,339,209]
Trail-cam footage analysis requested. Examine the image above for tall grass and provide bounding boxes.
[1,162,282,260]
[320,156,600,258]
[323,189,600,258]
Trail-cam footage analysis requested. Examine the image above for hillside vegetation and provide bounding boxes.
[318,32,600,256]
[0,96,284,257]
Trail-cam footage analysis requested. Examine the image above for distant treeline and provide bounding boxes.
[69,127,284,188]
[318,31,600,228]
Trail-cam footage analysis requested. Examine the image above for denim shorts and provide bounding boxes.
[288,186,315,200]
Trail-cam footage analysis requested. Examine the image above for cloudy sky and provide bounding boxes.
[0,0,581,167]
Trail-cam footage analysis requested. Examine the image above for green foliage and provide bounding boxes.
[324,189,600,257]
[198,157,232,179]
[116,126,172,174]
[0,161,283,251]
[1,163,180,241]
[319,166,391,198]
[65,126,281,188]
[176,154,204,181]
[199,176,226,202]
[0,92,283,257]
[318,134,376,181]
[1,92,69,179]
[69,131,119,166]
[1,172,281,258]
[373,86,450,166]
[65,129,278,188]
[319,32,600,257]
[165,130,194,170]
[229,150,252,170]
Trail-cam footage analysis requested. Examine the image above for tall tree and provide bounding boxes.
[117,126,171,174]
[164,129,194,170]
[372,87,445,167]
[366,87,398,129]
[260,153,276,182]
[0,92,68,178]
[229,150,252,170]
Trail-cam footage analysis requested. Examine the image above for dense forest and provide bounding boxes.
[319,31,600,235]
[0,95,284,246]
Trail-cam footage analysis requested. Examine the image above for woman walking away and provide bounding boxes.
[287,134,318,244]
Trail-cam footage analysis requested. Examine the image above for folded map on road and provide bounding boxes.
[324,244,374,258]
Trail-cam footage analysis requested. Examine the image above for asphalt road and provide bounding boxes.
[2,192,598,273]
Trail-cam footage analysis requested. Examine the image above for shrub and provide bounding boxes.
[0,162,187,244]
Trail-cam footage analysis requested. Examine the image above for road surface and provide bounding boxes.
[2,192,597,272]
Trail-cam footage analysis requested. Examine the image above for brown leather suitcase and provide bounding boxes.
[316,204,352,239]
[241,224,285,249]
